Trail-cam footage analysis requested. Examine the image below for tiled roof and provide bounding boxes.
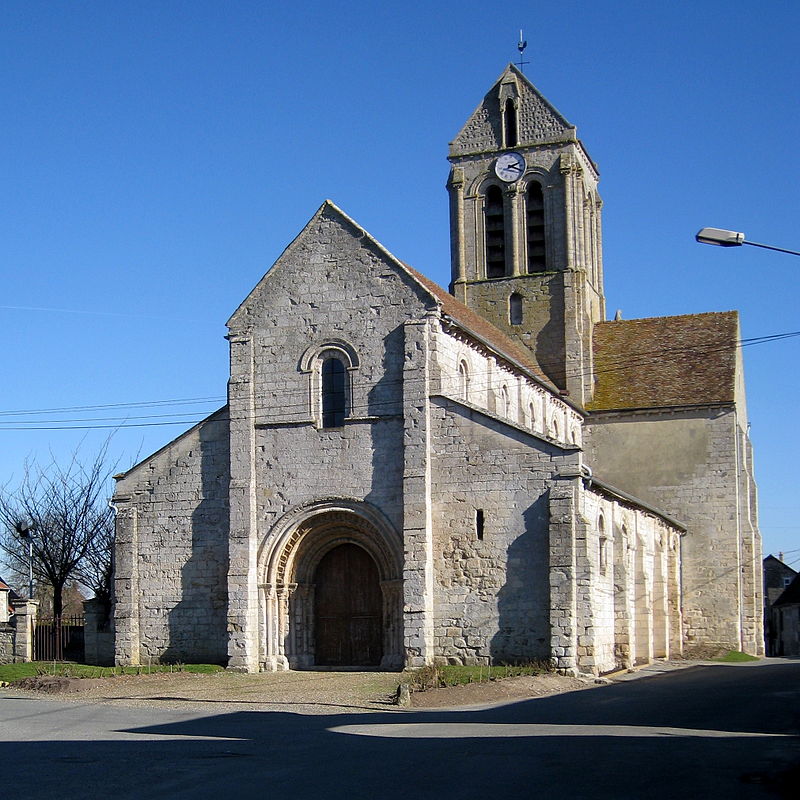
[775,573,800,607]
[401,263,554,388]
[588,311,739,411]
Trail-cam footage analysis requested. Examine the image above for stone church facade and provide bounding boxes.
[112,66,763,675]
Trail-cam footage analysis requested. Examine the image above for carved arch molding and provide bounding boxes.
[257,503,404,671]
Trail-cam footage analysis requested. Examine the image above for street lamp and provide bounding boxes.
[696,227,800,257]
[14,520,35,599]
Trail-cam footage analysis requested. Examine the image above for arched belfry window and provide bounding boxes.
[503,98,518,148]
[321,356,347,428]
[526,181,547,273]
[509,293,523,325]
[485,185,506,279]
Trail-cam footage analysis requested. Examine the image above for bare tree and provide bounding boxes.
[0,443,116,637]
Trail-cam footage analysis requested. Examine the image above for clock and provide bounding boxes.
[494,152,526,182]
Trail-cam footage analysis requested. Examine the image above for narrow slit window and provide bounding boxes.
[485,185,506,278]
[526,182,547,273]
[321,357,347,428]
[509,293,523,325]
[476,508,485,540]
[504,99,518,147]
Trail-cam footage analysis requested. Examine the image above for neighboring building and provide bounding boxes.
[0,578,17,622]
[764,554,798,655]
[771,572,800,656]
[111,65,763,675]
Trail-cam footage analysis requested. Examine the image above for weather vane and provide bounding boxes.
[517,29,529,72]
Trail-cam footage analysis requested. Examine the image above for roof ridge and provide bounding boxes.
[597,310,738,326]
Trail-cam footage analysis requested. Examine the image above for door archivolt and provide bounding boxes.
[256,501,404,670]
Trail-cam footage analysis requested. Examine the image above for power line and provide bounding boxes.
[2,325,798,431]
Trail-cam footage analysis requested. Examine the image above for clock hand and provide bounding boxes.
[507,163,522,172]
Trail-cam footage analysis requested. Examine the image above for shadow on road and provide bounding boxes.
[3,661,800,799]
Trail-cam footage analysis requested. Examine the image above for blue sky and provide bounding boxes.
[1,1,799,568]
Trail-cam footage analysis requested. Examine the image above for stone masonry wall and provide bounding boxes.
[584,407,762,654]
[113,411,230,665]
[574,484,683,674]
[433,322,582,448]
[429,396,576,665]
[0,624,14,664]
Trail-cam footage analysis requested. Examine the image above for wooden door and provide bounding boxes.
[314,543,383,666]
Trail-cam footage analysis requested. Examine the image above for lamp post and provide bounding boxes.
[14,520,35,599]
[696,227,800,257]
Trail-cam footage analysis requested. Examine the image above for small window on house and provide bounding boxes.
[784,577,793,588]
[321,356,347,428]
[504,98,518,148]
[526,182,547,273]
[509,293,523,325]
[476,508,485,540]
[485,185,506,279]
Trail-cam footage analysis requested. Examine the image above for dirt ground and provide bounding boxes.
[7,669,598,713]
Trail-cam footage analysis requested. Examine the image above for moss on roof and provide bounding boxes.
[588,311,739,411]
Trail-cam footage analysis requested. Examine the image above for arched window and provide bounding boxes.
[485,185,506,278]
[509,293,523,325]
[599,515,608,573]
[499,384,509,417]
[321,356,347,428]
[526,181,547,273]
[527,400,536,429]
[458,360,470,401]
[503,98,518,147]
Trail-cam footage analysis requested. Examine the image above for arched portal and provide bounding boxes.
[258,501,403,671]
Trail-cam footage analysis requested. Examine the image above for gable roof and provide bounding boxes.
[449,64,577,157]
[588,311,739,412]
[229,200,557,393]
[775,572,800,607]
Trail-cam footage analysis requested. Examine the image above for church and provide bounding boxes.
[111,65,764,675]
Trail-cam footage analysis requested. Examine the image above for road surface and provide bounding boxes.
[1,659,798,799]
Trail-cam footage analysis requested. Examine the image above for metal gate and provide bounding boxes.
[33,615,85,661]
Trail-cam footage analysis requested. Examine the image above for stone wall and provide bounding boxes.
[433,322,582,447]
[549,476,683,675]
[584,406,764,655]
[429,395,576,665]
[113,409,230,665]
[0,624,14,664]
[83,599,114,666]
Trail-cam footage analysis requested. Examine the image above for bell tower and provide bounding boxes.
[448,65,605,406]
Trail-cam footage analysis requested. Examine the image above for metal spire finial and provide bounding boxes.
[516,29,529,72]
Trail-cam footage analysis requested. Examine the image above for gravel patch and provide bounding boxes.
[4,670,600,714]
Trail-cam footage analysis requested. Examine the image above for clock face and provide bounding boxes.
[495,152,526,182]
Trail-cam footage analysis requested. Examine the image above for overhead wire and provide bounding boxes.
[1,327,798,430]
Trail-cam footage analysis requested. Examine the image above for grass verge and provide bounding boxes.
[712,650,760,663]
[406,661,552,692]
[0,661,224,683]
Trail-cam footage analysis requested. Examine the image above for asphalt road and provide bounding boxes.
[2,659,799,799]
